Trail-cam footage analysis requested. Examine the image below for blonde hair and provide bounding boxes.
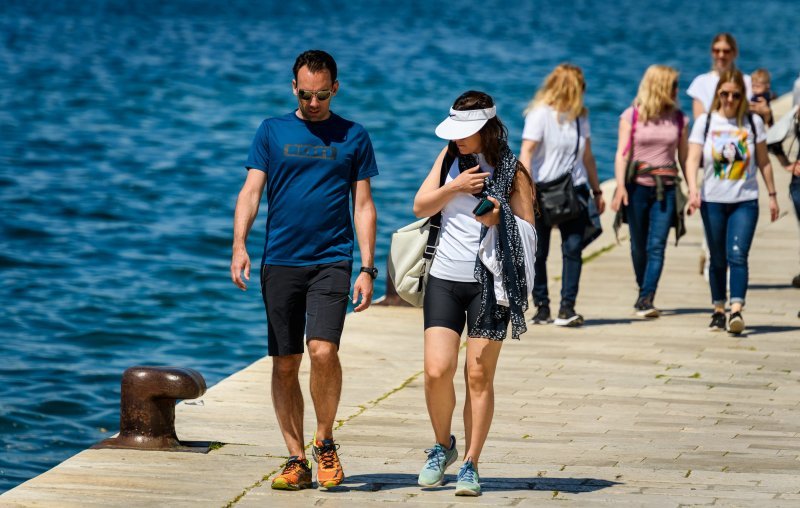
[710,69,749,126]
[751,68,771,84]
[633,65,679,123]
[523,63,587,121]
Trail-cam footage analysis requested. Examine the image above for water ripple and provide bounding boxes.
[2,0,799,494]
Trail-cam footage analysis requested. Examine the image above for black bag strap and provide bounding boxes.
[423,149,455,260]
[700,112,712,167]
[567,117,581,177]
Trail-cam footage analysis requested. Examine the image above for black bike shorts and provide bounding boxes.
[260,260,351,356]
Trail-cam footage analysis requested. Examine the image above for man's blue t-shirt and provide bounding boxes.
[245,111,379,267]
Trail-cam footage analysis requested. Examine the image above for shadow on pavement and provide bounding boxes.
[748,283,797,290]
[583,307,711,325]
[736,324,800,337]
[338,473,621,493]
[582,318,638,326]
[659,307,711,316]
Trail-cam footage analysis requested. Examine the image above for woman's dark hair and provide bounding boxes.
[447,90,535,205]
[293,50,338,83]
[447,91,507,168]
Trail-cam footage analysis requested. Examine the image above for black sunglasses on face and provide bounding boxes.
[719,90,742,100]
[297,89,332,101]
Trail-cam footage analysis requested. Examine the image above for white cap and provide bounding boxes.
[435,106,496,140]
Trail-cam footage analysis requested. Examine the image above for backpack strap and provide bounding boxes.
[423,148,456,261]
[699,112,712,168]
[571,117,581,174]
[703,112,711,142]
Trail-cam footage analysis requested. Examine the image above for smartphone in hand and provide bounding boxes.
[472,198,495,216]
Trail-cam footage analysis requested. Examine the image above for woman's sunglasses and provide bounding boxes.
[719,90,742,100]
[297,89,333,101]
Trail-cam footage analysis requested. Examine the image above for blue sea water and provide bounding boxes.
[1,0,799,493]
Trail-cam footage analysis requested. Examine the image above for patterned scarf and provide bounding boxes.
[461,141,529,340]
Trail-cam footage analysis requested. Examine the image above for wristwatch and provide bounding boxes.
[360,266,378,279]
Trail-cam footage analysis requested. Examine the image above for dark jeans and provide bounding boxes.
[626,184,675,300]
[533,187,588,309]
[791,175,800,223]
[700,199,759,306]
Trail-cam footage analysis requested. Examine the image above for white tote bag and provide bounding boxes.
[387,217,439,307]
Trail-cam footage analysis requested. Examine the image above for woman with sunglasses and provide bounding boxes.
[519,63,605,327]
[687,33,753,120]
[611,65,689,317]
[413,91,534,496]
[687,33,753,281]
[686,69,779,333]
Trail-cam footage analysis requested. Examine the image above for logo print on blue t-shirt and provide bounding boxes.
[284,144,338,160]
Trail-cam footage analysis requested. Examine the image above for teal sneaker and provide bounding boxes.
[454,458,481,496]
[417,435,457,487]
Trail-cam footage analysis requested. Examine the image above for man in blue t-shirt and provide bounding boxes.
[230,50,378,491]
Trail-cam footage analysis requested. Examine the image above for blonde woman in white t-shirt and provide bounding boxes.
[686,69,779,334]
[687,33,753,284]
[519,63,605,327]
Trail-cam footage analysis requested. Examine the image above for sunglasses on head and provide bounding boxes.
[297,89,332,101]
[719,90,742,100]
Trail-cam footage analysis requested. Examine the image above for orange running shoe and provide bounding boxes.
[271,456,312,490]
[312,435,345,489]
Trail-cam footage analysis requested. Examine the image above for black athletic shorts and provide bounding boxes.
[423,274,510,339]
[260,260,351,356]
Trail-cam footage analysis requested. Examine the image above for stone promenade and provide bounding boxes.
[2,97,799,507]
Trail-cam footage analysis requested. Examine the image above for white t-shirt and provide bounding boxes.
[521,105,590,186]
[689,112,766,203]
[687,71,753,114]
[430,154,495,282]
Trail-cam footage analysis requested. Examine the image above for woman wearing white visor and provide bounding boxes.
[413,91,535,496]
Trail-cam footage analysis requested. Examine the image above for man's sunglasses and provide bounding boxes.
[719,90,742,100]
[297,89,333,101]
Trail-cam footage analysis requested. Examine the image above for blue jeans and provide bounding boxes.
[533,196,587,309]
[791,175,800,223]
[700,200,759,306]
[626,184,675,300]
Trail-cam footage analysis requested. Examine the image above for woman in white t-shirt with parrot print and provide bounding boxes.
[686,69,779,334]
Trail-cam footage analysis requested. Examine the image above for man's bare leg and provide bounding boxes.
[272,354,305,458]
[308,339,341,440]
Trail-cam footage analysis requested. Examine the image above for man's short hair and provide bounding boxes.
[293,50,338,83]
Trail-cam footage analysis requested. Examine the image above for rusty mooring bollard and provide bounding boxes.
[94,366,207,452]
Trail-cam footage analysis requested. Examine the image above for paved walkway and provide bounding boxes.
[3,96,799,507]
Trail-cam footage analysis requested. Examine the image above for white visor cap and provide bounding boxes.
[435,106,496,140]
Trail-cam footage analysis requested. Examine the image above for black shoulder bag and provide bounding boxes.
[535,118,584,226]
